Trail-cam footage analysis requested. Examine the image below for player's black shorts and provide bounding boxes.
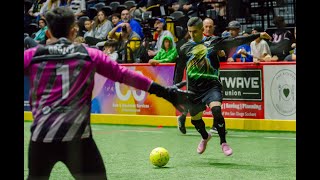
[27,137,107,180]
[187,82,223,116]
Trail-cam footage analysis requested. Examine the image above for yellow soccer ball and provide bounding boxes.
[149,147,170,167]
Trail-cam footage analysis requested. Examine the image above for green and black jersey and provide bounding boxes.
[177,34,260,94]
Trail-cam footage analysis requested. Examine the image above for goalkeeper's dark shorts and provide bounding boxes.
[187,83,223,116]
[27,137,107,180]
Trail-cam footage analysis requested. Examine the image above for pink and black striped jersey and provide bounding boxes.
[24,38,152,142]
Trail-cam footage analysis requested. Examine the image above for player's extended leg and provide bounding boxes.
[209,102,233,156]
[62,138,107,180]
[177,111,188,134]
[27,141,59,180]
[190,111,212,154]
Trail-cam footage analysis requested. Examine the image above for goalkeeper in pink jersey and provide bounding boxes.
[24,7,192,180]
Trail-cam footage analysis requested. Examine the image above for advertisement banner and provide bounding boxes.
[220,69,262,101]
[91,65,176,115]
[24,62,296,120]
[24,65,176,115]
[201,68,264,119]
[264,65,296,120]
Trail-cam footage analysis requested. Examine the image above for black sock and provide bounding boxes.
[191,119,208,139]
[211,106,226,144]
[180,113,187,118]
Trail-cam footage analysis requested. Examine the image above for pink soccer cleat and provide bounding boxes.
[221,143,233,156]
[197,133,212,154]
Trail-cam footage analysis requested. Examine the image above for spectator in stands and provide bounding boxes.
[40,0,69,18]
[116,9,144,39]
[85,10,113,46]
[231,28,253,62]
[103,39,119,61]
[203,17,216,37]
[225,20,241,62]
[284,27,296,61]
[203,17,226,62]
[69,0,86,19]
[27,0,46,23]
[111,13,121,27]
[172,0,198,16]
[24,18,49,49]
[34,18,48,42]
[250,26,273,62]
[108,22,141,63]
[147,18,175,57]
[83,19,94,38]
[149,35,178,65]
[269,16,294,60]
[24,36,39,49]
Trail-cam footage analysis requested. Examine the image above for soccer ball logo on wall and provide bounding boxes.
[270,69,296,116]
[149,147,170,167]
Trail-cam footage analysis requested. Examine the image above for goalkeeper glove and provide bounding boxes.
[148,82,193,112]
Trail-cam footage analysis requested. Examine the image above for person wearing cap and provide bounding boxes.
[250,26,273,62]
[225,20,241,62]
[147,18,176,57]
[175,17,271,156]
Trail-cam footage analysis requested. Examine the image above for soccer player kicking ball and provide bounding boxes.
[24,7,192,180]
[176,17,271,156]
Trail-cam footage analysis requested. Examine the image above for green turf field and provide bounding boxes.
[24,121,296,180]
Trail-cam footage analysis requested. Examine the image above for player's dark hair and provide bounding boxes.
[187,17,203,29]
[45,7,75,38]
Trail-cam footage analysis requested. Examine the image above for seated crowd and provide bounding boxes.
[24,0,296,64]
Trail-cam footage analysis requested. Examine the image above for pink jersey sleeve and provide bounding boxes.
[86,47,153,92]
[24,47,38,73]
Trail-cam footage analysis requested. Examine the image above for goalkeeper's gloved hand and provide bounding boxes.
[172,81,187,89]
[148,82,194,112]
